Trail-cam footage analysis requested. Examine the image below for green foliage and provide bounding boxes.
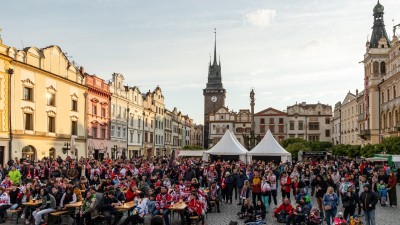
[307,141,333,151]
[281,138,307,148]
[286,142,310,157]
[181,145,204,150]
[360,144,382,158]
[381,136,400,154]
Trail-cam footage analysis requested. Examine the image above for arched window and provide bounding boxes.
[380,62,386,74]
[373,61,379,74]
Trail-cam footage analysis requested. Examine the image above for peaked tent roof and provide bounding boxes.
[206,130,247,155]
[248,130,291,156]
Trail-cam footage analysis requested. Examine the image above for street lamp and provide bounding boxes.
[8,68,13,161]
[62,142,70,157]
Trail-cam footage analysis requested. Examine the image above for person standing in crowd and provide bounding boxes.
[323,186,339,225]
[251,171,262,206]
[280,171,291,200]
[260,175,270,211]
[239,180,250,206]
[236,170,246,204]
[387,171,397,207]
[223,172,234,204]
[312,174,328,214]
[359,184,378,225]
[267,170,278,207]
[342,185,358,220]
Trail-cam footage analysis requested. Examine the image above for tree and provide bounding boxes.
[281,138,306,148]
[307,141,333,151]
[381,136,400,154]
[286,142,310,158]
[332,144,351,156]
[361,144,382,157]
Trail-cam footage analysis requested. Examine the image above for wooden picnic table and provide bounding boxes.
[170,202,187,211]
[23,200,42,206]
[115,201,136,211]
[65,201,83,208]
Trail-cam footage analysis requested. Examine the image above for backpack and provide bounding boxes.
[277,212,287,223]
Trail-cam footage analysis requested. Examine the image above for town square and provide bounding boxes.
[0,0,400,225]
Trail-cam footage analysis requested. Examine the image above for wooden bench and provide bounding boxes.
[50,211,69,225]
[8,209,22,224]
[189,216,200,225]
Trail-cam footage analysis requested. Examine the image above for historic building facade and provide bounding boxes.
[0,38,11,164]
[109,73,130,159]
[86,74,111,160]
[340,92,362,145]
[287,102,333,142]
[6,44,87,160]
[254,108,287,142]
[126,86,144,158]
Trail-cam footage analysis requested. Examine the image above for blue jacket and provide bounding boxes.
[323,193,339,209]
[237,174,247,189]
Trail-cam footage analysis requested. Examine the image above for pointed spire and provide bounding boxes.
[213,28,217,66]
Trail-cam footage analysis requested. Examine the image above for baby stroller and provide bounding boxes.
[304,207,323,225]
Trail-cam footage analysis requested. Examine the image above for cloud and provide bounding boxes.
[245,9,276,28]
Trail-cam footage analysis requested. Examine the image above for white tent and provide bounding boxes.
[205,130,247,162]
[247,130,292,163]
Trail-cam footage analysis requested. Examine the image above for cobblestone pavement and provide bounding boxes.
[169,186,400,225]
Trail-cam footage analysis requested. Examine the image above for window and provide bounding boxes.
[150,133,153,142]
[118,106,121,118]
[138,118,141,128]
[220,115,224,120]
[92,127,98,138]
[112,104,115,116]
[279,118,284,124]
[289,134,296,138]
[23,87,33,101]
[137,133,141,143]
[382,92,385,102]
[111,125,115,136]
[71,121,77,135]
[325,118,330,124]
[279,126,284,133]
[151,120,153,128]
[24,113,33,130]
[123,128,126,138]
[130,131,133,143]
[117,127,121,137]
[309,122,319,130]
[373,61,379,74]
[260,118,265,124]
[394,86,397,98]
[130,116,134,126]
[308,135,320,141]
[325,129,331,137]
[47,93,56,106]
[289,121,294,130]
[71,100,78,111]
[101,108,106,118]
[48,116,55,133]
[92,105,97,115]
[298,121,304,130]
[380,61,386,74]
[269,118,274,124]
[269,125,275,133]
[101,128,106,139]
[387,89,390,101]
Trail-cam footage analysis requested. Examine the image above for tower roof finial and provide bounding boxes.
[213,28,217,66]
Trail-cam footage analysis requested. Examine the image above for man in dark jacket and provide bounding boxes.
[236,170,246,204]
[184,166,196,181]
[98,191,122,225]
[359,184,378,225]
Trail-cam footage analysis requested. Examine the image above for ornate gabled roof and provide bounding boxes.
[370,0,391,48]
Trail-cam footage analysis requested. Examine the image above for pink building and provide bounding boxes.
[85,74,111,160]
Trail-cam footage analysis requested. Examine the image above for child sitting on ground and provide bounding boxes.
[333,212,347,225]
[349,214,363,225]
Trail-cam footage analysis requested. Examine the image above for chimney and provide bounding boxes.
[356,89,359,96]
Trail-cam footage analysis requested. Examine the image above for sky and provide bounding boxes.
[1,0,400,124]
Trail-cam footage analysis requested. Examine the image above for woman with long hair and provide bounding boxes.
[322,186,339,225]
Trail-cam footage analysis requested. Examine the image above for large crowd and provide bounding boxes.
[0,155,398,225]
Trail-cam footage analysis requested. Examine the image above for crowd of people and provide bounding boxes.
[0,155,397,225]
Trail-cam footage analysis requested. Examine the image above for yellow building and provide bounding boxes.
[0,38,11,164]
[4,42,87,161]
